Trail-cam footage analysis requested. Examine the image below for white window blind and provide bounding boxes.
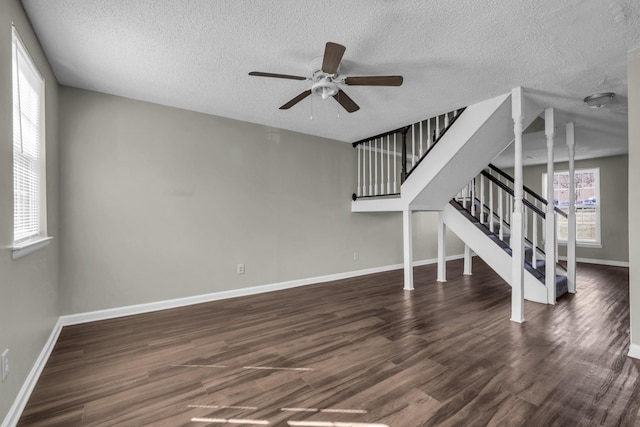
[12,27,46,245]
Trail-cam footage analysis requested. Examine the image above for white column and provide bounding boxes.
[463,244,472,275]
[544,108,557,304]
[403,209,414,290]
[567,122,577,293]
[437,211,447,282]
[511,87,525,323]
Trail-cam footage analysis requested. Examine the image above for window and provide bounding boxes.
[12,27,50,258]
[543,168,600,246]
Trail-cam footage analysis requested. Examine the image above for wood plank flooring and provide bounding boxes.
[17,259,640,426]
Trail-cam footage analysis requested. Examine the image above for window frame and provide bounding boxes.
[11,26,52,260]
[542,167,601,247]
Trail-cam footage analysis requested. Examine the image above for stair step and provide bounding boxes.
[556,275,569,298]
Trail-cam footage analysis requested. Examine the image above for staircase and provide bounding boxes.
[350,88,575,307]
[445,167,569,303]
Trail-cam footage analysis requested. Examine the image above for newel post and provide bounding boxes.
[511,87,525,323]
[545,108,557,304]
[567,123,577,293]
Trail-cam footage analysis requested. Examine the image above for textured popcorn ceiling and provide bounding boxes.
[21,0,640,163]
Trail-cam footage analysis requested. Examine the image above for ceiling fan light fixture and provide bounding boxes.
[584,92,615,108]
[311,78,338,100]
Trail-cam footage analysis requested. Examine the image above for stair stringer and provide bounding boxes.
[442,203,548,304]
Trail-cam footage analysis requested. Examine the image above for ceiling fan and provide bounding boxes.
[249,42,403,113]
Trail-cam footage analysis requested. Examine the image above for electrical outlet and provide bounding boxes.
[1,349,8,382]
[237,263,245,275]
[353,252,359,260]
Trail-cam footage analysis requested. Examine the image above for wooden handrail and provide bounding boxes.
[487,164,568,218]
[480,171,546,218]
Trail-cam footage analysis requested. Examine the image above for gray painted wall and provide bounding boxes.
[59,86,463,315]
[521,155,629,263]
[0,0,60,419]
[629,47,639,350]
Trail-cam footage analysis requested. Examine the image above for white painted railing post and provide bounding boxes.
[545,108,557,304]
[403,208,414,290]
[386,135,391,194]
[368,140,372,196]
[567,122,577,293]
[357,145,361,197]
[411,124,416,167]
[437,211,447,282]
[498,187,504,240]
[427,118,432,150]
[393,134,397,194]
[471,178,476,217]
[374,138,378,195]
[463,244,472,275]
[489,182,494,232]
[511,87,525,323]
[419,121,423,158]
[480,175,485,224]
[380,138,385,195]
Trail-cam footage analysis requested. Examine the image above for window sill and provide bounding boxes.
[12,236,53,260]
[558,241,602,249]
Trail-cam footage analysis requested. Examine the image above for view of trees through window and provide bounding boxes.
[551,168,599,243]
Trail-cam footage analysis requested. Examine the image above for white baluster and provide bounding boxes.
[380,137,385,195]
[393,134,397,193]
[411,124,416,167]
[374,138,378,195]
[480,175,485,224]
[436,115,441,139]
[357,145,361,197]
[532,213,538,267]
[362,144,367,196]
[444,112,450,128]
[427,118,432,150]
[419,120,423,158]
[387,135,391,194]
[462,183,468,209]
[471,178,476,217]
[499,187,504,240]
[368,140,372,196]
[489,182,494,232]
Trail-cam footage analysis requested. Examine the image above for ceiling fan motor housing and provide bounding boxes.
[311,77,339,100]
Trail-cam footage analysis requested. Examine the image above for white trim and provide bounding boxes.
[11,236,53,260]
[1,318,63,427]
[2,255,463,426]
[628,343,640,359]
[558,255,629,268]
[60,255,464,325]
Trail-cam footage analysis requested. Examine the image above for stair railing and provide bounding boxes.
[352,107,465,200]
[484,164,568,266]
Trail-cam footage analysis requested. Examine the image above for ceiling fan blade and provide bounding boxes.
[333,90,360,113]
[279,90,312,110]
[249,71,307,81]
[344,76,404,86]
[322,42,346,75]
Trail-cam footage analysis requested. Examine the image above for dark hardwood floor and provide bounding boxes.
[18,259,639,426]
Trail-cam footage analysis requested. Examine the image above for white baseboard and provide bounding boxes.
[60,254,463,326]
[558,256,629,268]
[628,343,640,360]
[1,318,64,427]
[3,254,462,427]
